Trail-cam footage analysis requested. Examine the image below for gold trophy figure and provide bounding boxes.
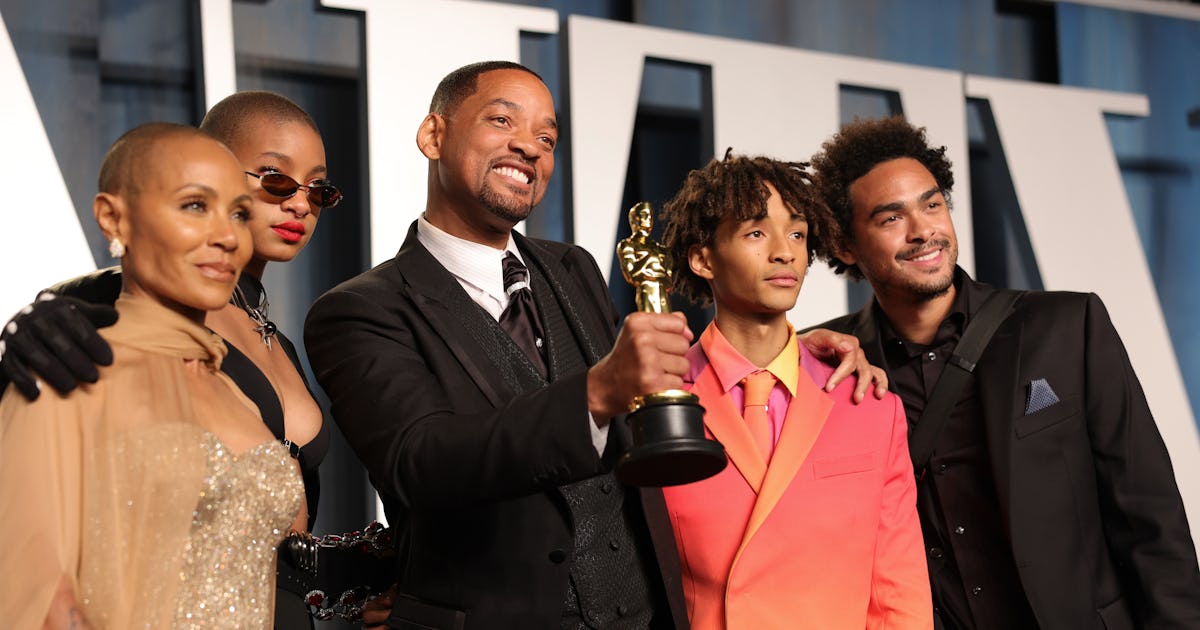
[618,202,671,314]
[614,202,726,487]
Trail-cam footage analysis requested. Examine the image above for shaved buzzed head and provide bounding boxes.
[200,90,319,152]
[97,122,215,199]
[429,60,544,117]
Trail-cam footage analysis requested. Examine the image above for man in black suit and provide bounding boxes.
[808,116,1200,629]
[303,61,694,630]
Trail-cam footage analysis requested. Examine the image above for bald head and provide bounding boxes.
[97,122,218,199]
[199,90,319,152]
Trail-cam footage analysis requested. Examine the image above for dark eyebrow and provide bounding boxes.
[867,187,941,218]
[484,98,558,131]
[867,200,905,219]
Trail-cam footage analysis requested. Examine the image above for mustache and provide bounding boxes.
[896,239,952,261]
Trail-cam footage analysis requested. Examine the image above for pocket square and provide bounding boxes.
[1025,378,1060,415]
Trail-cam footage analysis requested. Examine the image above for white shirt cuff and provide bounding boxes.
[589,412,610,456]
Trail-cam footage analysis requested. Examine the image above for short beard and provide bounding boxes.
[896,239,955,302]
[479,156,538,224]
[479,179,534,224]
[910,275,954,302]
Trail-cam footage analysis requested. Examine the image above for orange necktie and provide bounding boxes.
[741,370,777,462]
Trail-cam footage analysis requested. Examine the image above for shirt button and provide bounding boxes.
[586,611,599,622]
[600,482,613,494]
[548,549,566,564]
[936,463,948,473]
[617,605,628,617]
[971,586,983,596]
[928,547,944,559]
[609,539,620,551]
[954,525,966,535]
[927,351,936,361]
[535,337,544,348]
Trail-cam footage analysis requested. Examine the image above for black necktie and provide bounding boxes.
[499,252,547,378]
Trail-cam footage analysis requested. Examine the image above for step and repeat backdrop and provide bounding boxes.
[2,0,1198,546]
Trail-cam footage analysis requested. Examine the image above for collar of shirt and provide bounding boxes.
[879,266,973,358]
[697,319,800,397]
[416,216,524,320]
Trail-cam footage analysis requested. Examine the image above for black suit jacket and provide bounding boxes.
[816,272,1200,629]
[304,223,685,629]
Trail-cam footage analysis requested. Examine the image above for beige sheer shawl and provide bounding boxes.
[0,294,302,629]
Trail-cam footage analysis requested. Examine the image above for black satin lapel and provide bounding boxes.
[409,292,513,407]
[976,311,1024,514]
[518,237,610,365]
[396,230,521,407]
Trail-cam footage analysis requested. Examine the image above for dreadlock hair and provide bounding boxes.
[660,148,839,306]
[428,61,545,117]
[809,115,954,280]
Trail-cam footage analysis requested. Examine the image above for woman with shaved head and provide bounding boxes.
[0,93,365,627]
[0,122,304,629]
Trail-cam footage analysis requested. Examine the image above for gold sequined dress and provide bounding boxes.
[0,294,303,629]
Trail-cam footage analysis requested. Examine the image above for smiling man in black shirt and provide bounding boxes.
[809,116,1200,630]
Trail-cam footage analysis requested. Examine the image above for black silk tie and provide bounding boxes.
[499,252,547,378]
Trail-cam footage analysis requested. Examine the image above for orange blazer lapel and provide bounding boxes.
[742,348,834,546]
[691,365,766,493]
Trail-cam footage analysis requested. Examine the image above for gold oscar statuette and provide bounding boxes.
[614,202,726,487]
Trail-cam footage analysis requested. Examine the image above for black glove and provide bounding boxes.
[0,292,119,401]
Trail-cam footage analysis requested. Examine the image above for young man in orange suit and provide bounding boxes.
[658,151,932,629]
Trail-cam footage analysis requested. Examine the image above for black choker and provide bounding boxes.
[231,281,278,350]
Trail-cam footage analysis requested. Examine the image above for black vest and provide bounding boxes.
[511,251,657,629]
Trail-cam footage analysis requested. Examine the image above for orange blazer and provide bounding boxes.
[662,337,932,629]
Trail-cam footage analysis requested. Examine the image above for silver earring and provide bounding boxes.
[108,238,125,258]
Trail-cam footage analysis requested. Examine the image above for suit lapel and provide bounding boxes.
[393,224,524,406]
[692,365,767,493]
[517,234,612,364]
[743,352,834,545]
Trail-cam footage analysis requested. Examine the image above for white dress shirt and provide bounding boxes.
[417,216,609,454]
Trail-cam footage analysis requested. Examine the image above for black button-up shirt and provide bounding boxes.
[879,271,1038,630]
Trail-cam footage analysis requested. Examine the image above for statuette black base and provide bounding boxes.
[616,392,726,487]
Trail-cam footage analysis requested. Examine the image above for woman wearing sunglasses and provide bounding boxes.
[0,92,366,628]
[198,92,342,628]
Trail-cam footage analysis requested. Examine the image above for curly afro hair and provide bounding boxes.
[809,116,954,280]
[660,149,840,306]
